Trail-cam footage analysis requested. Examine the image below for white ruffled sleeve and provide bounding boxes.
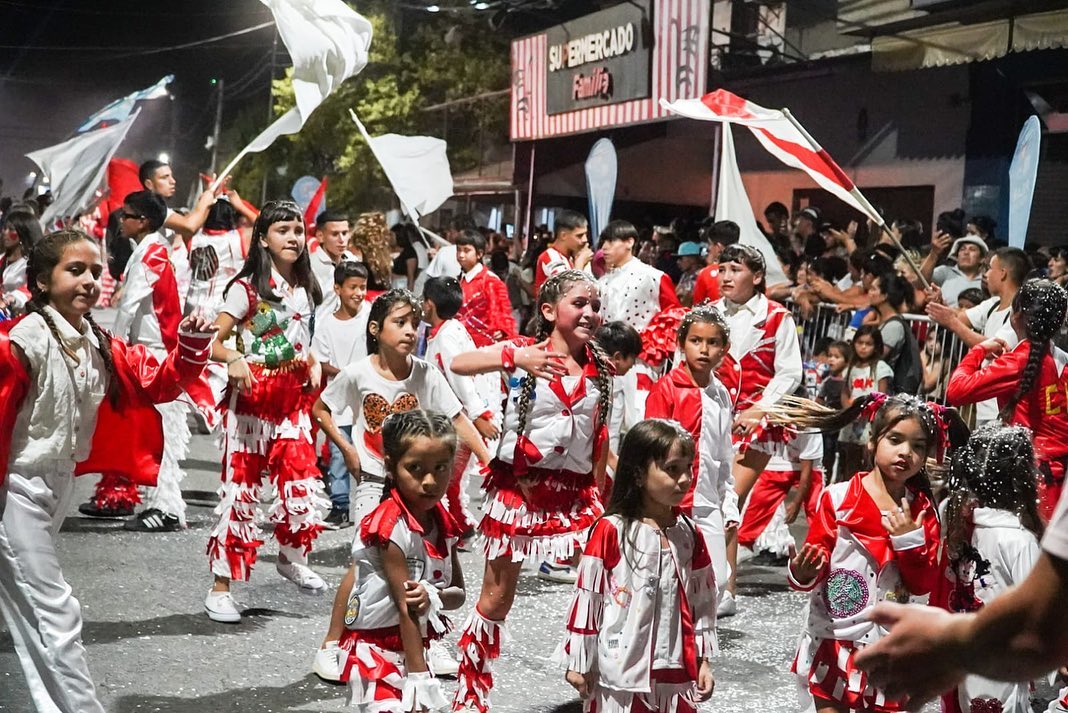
[400,671,448,711]
[554,518,619,674]
[688,524,720,659]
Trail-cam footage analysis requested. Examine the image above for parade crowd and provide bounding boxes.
[3,159,1068,713]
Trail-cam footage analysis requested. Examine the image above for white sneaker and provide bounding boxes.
[313,641,344,684]
[537,560,578,584]
[204,590,241,623]
[426,639,459,677]
[277,561,326,592]
[717,590,737,618]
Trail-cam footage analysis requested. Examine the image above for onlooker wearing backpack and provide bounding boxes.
[867,271,922,394]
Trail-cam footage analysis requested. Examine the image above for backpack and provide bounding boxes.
[884,315,922,395]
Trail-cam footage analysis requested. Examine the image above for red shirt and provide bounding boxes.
[693,263,720,304]
[457,264,517,347]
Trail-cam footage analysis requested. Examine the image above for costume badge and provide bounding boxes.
[344,592,361,626]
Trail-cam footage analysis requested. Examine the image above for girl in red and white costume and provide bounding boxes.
[339,410,467,712]
[644,305,738,600]
[204,200,328,623]
[937,424,1045,713]
[558,419,717,713]
[0,229,215,713]
[713,244,802,611]
[946,279,1068,520]
[778,393,967,713]
[0,210,39,315]
[447,269,615,712]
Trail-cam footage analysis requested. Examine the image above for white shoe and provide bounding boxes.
[313,641,344,684]
[426,639,459,677]
[277,561,326,593]
[737,545,755,564]
[717,590,737,618]
[537,560,578,584]
[204,590,241,623]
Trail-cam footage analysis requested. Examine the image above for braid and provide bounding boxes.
[588,339,613,434]
[515,372,538,437]
[26,299,79,363]
[84,313,121,408]
[1001,279,1068,420]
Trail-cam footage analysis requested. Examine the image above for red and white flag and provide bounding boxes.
[662,90,884,226]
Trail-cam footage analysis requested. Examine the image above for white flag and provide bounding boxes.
[214,0,373,188]
[77,75,172,133]
[351,111,453,220]
[29,111,141,228]
[716,123,788,287]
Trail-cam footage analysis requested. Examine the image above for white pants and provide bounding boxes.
[0,466,105,713]
[692,504,731,600]
[143,400,191,523]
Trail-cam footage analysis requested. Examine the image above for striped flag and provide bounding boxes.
[662,89,884,226]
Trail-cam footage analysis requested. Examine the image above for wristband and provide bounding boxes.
[500,344,516,373]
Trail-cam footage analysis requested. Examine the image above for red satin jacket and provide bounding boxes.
[0,316,212,487]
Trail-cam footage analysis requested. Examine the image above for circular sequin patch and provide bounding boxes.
[822,568,869,619]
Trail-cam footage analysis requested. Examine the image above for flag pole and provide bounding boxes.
[781,109,931,289]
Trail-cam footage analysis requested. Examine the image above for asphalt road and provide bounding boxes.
[0,424,832,713]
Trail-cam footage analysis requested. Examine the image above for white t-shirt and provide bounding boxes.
[320,356,463,477]
[219,271,314,363]
[766,429,824,471]
[311,304,371,426]
[839,361,894,444]
[965,296,1013,424]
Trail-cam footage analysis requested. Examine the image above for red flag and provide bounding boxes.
[104,158,142,215]
[304,176,328,233]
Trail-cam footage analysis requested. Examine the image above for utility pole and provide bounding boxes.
[210,79,225,175]
[261,28,279,205]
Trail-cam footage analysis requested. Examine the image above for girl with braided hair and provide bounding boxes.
[946,278,1068,519]
[446,269,614,712]
[0,229,215,712]
[937,424,1045,713]
[771,392,968,713]
[644,304,738,604]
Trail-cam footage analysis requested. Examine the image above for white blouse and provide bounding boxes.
[9,306,108,468]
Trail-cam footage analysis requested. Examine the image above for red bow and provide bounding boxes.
[860,391,888,422]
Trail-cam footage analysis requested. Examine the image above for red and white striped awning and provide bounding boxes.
[510,0,711,141]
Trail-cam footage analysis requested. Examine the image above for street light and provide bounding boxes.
[158,152,170,164]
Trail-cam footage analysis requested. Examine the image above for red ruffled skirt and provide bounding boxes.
[792,636,904,712]
[478,459,603,563]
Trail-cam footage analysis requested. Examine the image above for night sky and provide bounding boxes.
[0,0,607,203]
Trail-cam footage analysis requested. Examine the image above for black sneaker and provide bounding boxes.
[751,549,789,567]
[323,508,352,530]
[78,502,134,519]
[123,508,182,532]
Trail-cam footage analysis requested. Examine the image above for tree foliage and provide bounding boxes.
[224,2,510,215]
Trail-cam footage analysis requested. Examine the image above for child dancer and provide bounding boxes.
[340,410,467,711]
[778,393,967,713]
[454,230,517,347]
[83,190,212,532]
[938,424,1045,713]
[311,288,491,683]
[185,196,250,321]
[837,325,893,483]
[644,304,737,600]
[592,320,642,475]
[0,229,214,713]
[311,261,371,530]
[558,419,717,713]
[423,276,500,536]
[446,269,614,712]
[947,278,1068,520]
[204,200,328,623]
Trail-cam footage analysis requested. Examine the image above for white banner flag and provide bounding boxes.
[717,123,788,287]
[350,110,453,220]
[214,0,373,189]
[29,111,141,228]
[77,75,172,133]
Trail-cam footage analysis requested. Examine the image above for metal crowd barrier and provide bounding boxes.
[785,300,976,423]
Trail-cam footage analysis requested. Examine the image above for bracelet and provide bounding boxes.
[226,354,246,365]
[500,344,516,373]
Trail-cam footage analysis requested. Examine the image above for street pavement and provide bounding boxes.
[15,434,1059,711]
[0,426,823,713]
